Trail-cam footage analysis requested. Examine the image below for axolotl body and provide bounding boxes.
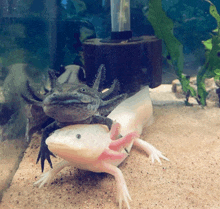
[35,86,168,209]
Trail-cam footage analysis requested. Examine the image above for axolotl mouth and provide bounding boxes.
[46,123,139,166]
[43,93,100,122]
[43,93,95,106]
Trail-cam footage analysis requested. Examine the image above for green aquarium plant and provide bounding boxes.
[197,0,220,106]
[146,0,220,106]
[147,0,197,105]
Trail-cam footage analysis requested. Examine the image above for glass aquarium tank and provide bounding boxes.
[0,0,220,207]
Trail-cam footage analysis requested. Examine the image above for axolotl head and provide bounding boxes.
[46,123,139,166]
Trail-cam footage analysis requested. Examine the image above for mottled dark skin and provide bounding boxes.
[21,65,126,172]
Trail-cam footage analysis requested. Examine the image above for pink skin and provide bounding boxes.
[99,124,139,161]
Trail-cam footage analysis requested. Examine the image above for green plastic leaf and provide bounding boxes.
[197,81,208,106]
[196,1,220,105]
[147,0,195,101]
[180,75,196,97]
[209,4,220,23]
[214,74,220,81]
[205,1,220,35]
[147,0,182,62]
[207,36,220,73]
[202,39,212,51]
[214,68,220,75]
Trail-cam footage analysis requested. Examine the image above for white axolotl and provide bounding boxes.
[35,86,169,209]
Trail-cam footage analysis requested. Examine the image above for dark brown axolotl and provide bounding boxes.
[21,64,127,172]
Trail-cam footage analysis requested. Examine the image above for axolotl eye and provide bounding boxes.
[80,88,86,92]
[76,134,81,139]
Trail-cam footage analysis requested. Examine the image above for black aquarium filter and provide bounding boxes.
[83,0,162,95]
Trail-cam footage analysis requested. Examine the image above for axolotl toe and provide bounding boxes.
[35,86,169,209]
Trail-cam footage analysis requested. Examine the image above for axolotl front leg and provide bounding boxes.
[111,120,169,164]
[96,162,131,209]
[35,160,71,188]
[36,160,132,209]
[108,86,169,164]
[35,161,131,209]
[133,138,169,164]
